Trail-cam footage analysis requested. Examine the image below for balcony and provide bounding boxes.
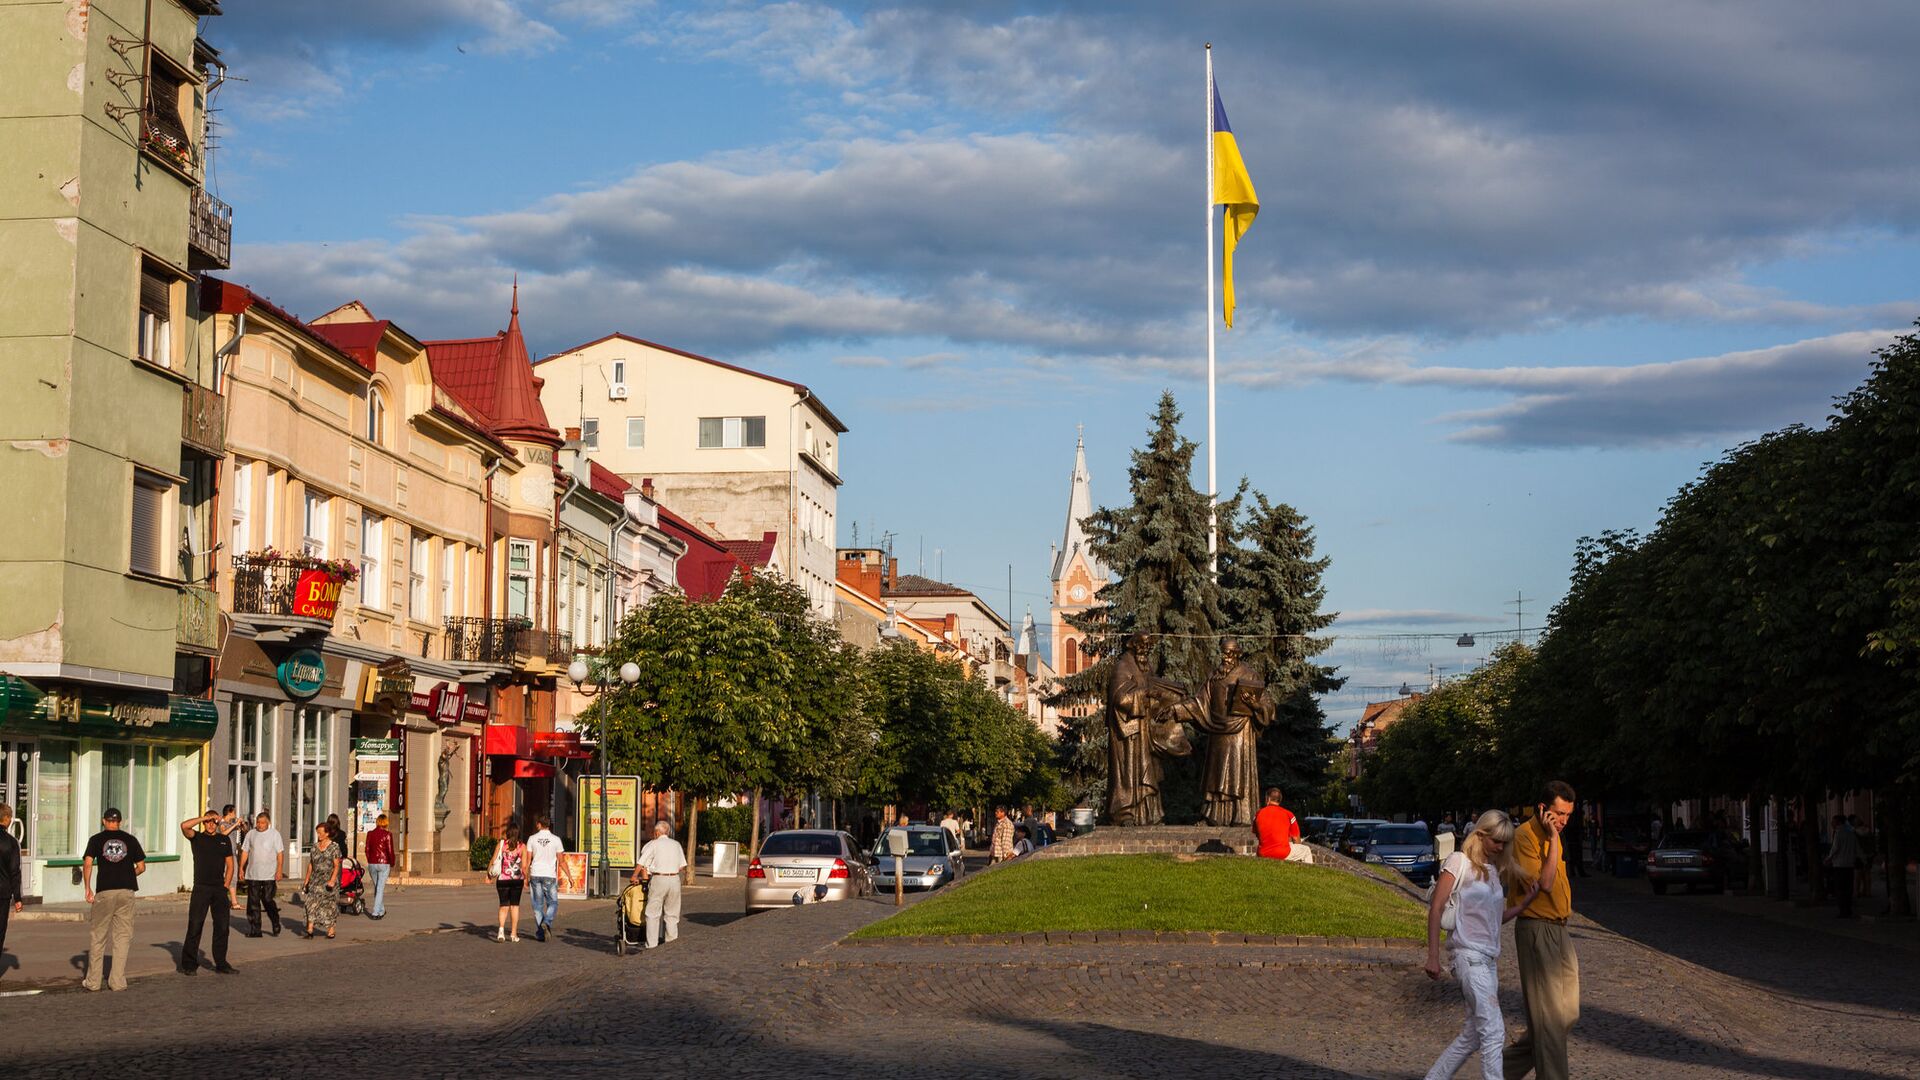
[180,382,225,455]
[140,110,197,180]
[189,187,232,268]
[230,552,348,639]
[549,629,574,662]
[444,617,533,667]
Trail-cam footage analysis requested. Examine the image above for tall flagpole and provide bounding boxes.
[1205,44,1219,576]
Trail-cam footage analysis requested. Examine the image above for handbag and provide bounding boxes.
[1439,886,1459,932]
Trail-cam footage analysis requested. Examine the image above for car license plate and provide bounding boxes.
[775,867,816,882]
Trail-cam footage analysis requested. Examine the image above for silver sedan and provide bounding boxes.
[746,830,876,911]
[870,826,966,891]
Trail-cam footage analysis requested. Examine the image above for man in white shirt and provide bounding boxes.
[938,811,962,851]
[632,819,687,949]
[237,811,286,937]
[525,814,565,943]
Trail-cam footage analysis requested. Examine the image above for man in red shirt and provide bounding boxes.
[1253,788,1300,860]
[365,813,395,919]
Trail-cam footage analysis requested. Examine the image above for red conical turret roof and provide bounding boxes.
[423,280,560,447]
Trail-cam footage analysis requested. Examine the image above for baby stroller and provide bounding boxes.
[337,856,368,917]
[614,878,648,955]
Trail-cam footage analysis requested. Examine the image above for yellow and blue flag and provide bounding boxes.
[1212,81,1259,328]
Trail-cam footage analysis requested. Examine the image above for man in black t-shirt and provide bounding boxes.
[179,810,237,974]
[81,809,146,991]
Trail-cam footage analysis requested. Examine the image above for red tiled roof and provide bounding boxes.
[654,506,775,601]
[308,320,387,373]
[536,331,848,434]
[200,276,369,373]
[422,283,560,446]
[587,460,632,502]
[720,532,778,569]
[885,573,970,598]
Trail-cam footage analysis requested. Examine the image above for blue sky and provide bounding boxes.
[208,1,1920,730]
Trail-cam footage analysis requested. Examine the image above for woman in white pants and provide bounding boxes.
[1422,809,1559,1080]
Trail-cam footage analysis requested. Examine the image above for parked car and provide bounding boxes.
[1336,819,1389,861]
[746,830,875,911]
[1646,830,1749,895]
[870,825,967,891]
[1300,816,1331,843]
[1363,823,1439,887]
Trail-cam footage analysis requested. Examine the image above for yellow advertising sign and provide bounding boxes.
[581,775,640,868]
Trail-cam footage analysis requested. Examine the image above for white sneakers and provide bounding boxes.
[495,928,506,942]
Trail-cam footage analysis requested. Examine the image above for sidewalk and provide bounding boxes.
[0,872,745,991]
[1577,867,1920,955]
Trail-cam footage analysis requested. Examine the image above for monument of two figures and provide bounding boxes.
[1105,633,1275,827]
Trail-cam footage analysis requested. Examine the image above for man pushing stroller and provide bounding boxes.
[630,820,687,949]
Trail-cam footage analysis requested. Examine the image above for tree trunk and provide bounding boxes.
[1802,792,1826,903]
[1769,795,1791,900]
[748,790,762,860]
[684,799,700,886]
[1746,791,1764,893]
[1886,785,1913,918]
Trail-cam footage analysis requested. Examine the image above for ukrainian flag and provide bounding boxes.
[1212,81,1259,328]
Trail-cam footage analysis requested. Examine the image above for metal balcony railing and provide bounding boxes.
[549,629,574,661]
[230,553,346,626]
[444,617,532,665]
[189,187,232,267]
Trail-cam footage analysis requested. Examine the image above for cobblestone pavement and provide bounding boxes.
[6,866,1915,1079]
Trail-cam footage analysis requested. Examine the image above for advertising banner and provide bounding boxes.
[580,775,640,868]
[556,851,590,900]
[291,571,344,620]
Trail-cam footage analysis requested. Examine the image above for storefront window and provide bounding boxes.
[36,739,74,856]
[230,699,277,819]
[101,742,130,824]
[291,706,333,859]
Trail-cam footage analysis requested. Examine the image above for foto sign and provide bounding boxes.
[276,648,326,699]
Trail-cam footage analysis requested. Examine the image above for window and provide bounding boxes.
[626,417,646,449]
[130,469,175,577]
[35,739,75,857]
[581,418,599,451]
[366,390,386,445]
[698,415,766,449]
[507,539,533,619]
[409,534,429,620]
[230,459,253,555]
[178,453,215,582]
[1065,638,1079,676]
[289,706,332,870]
[440,541,455,619]
[263,468,279,548]
[302,489,328,556]
[556,558,571,642]
[138,265,172,369]
[611,360,626,386]
[573,563,589,644]
[229,699,277,820]
[359,513,384,608]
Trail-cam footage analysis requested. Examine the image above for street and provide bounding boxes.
[5,863,1915,1078]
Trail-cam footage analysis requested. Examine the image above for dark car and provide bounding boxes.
[1301,817,1331,844]
[1364,823,1438,886]
[1336,819,1388,861]
[1646,830,1749,895]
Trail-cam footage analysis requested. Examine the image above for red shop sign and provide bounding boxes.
[292,570,344,620]
[426,682,465,725]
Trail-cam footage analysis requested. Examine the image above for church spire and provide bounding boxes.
[1051,428,1107,583]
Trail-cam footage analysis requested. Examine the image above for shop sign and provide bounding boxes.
[109,701,168,728]
[291,571,344,620]
[531,731,590,758]
[470,732,484,814]
[276,648,327,699]
[353,737,400,762]
[425,682,465,725]
[362,658,412,713]
[580,775,640,869]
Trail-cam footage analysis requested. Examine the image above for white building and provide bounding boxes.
[536,334,846,618]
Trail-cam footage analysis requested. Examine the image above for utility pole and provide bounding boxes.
[1507,590,1533,634]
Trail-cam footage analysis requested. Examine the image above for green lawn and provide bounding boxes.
[851,854,1426,940]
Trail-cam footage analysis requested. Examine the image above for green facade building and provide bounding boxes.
[0,0,228,900]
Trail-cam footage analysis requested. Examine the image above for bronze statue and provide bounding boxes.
[1189,638,1274,827]
[1104,633,1191,825]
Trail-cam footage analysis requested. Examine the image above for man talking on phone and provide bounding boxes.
[1504,780,1578,1080]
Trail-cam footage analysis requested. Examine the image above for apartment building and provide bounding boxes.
[535,334,846,619]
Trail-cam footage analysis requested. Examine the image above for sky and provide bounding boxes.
[205,1,1920,732]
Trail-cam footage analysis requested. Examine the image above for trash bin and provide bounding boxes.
[711,840,741,878]
[1070,806,1095,836]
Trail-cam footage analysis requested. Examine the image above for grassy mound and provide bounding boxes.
[852,854,1425,940]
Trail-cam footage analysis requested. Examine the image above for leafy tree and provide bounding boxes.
[864,642,1056,811]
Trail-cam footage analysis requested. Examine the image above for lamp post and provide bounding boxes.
[569,657,639,898]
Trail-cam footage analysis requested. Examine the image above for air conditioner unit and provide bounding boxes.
[609,384,629,400]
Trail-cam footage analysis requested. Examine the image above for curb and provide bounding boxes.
[840,931,1416,948]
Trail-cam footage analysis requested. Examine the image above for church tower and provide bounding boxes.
[1050,429,1110,680]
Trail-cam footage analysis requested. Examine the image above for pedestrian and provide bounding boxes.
[1852,815,1873,900]
[526,814,564,942]
[961,814,974,848]
[632,819,687,949]
[1006,824,1030,857]
[302,821,341,940]
[326,812,346,854]
[939,810,962,851]
[989,806,1015,863]
[1253,788,1301,861]
[489,825,527,942]
[1562,807,1587,879]
[219,804,246,908]
[1823,814,1858,919]
[81,808,146,991]
[0,803,22,962]
[896,812,911,828]
[177,810,238,975]
[1648,811,1664,848]
[238,811,285,937]
[1501,781,1579,1080]
[364,812,394,920]
[1422,808,1558,1080]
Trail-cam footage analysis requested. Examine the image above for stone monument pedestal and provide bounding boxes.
[1029,825,1255,859]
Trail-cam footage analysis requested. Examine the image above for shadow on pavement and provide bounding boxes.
[1579,1003,1914,1080]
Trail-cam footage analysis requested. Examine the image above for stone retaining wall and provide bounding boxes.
[1030,826,1257,858]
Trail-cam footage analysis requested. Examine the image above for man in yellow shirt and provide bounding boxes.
[1504,780,1577,1080]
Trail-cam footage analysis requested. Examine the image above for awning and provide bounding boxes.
[508,758,556,779]
[484,723,532,758]
[0,675,218,742]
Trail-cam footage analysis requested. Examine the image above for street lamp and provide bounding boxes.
[569,657,639,898]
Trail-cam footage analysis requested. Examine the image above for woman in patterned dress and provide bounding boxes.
[490,824,527,942]
[304,822,342,939]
